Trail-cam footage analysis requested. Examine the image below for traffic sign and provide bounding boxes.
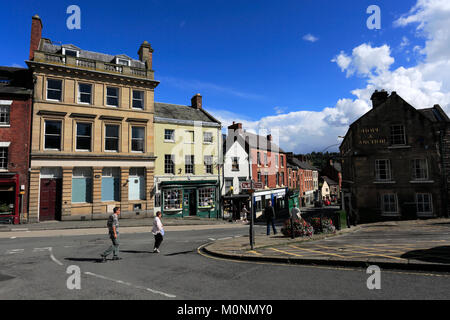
[240,181,263,190]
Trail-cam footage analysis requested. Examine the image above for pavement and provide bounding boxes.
[0,215,229,232]
[202,218,450,273]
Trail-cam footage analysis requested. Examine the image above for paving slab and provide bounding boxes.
[203,218,450,272]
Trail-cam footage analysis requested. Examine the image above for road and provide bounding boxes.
[1,224,450,300]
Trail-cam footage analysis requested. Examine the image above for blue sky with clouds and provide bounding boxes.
[2,0,449,153]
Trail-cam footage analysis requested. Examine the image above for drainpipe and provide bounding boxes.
[439,127,449,217]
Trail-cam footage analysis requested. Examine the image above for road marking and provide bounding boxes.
[218,237,232,240]
[248,250,262,256]
[84,272,176,298]
[270,247,304,257]
[6,249,24,254]
[289,245,347,258]
[197,244,450,277]
[11,228,28,231]
[343,249,405,261]
[9,237,16,239]
[342,245,406,254]
[33,247,52,252]
[49,248,64,266]
[208,238,216,241]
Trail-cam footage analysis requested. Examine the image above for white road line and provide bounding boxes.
[9,237,16,239]
[11,228,28,231]
[48,247,64,266]
[33,247,52,252]
[217,237,232,240]
[84,272,176,298]
[6,249,24,254]
[208,238,216,241]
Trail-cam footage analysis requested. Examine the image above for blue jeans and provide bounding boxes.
[267,220,277,235]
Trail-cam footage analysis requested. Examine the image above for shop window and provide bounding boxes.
[198,187,215,208]
[72,167,93,203]
[163,189,182,210]
[101,167,120,201]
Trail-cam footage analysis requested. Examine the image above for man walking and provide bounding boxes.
[101,207,121,262]
[265,200,277,235]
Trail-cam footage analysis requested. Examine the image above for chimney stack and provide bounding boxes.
[228,122,243,131]
[191,93,202,109]
[370,89,388,108]
[138,41,154,69]
[30,14,43,60]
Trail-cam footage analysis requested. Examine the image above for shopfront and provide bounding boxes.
[0,174,20,224]
[158,180,219,218]
[252,187,288,219]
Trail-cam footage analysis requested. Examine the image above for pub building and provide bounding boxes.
[340,90,450,223]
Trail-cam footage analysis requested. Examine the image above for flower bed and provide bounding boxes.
[281,218,314,238]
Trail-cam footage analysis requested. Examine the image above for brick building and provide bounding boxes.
[286,154,319,207]
[0,67,33,224]
[340,90,450,223]
[26,15,158,222]
[225,122,288,218]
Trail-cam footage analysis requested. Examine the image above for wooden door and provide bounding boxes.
[40,179,62,221]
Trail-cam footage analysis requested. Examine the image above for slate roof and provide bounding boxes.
[417,105,450,123]
[154,102,220,125]
[40,42,146,69]
[322,176,338,186]
[0,66,32,96]
[288,157,318,171]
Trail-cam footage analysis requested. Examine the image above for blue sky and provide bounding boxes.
[3,0,448,153]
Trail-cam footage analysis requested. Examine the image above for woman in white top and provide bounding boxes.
[152,211,164,253]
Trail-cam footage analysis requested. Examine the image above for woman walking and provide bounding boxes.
[152,211,164,253]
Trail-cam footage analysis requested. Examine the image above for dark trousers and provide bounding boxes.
[266,219,277,235]
[154,233,163,249]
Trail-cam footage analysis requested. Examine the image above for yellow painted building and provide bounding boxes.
[26,15,158,222]
[153,95,222,218]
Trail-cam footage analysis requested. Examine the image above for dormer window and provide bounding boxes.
[62,48,79,58]
[116,58,130,66]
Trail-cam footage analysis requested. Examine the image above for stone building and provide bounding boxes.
[340,90,450,223]
[0,67,33,224]
[26,15,158,222]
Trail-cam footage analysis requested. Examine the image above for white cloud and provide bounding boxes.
[215,0,450,154]
[302,34,319,42]
[332,44,395,77]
